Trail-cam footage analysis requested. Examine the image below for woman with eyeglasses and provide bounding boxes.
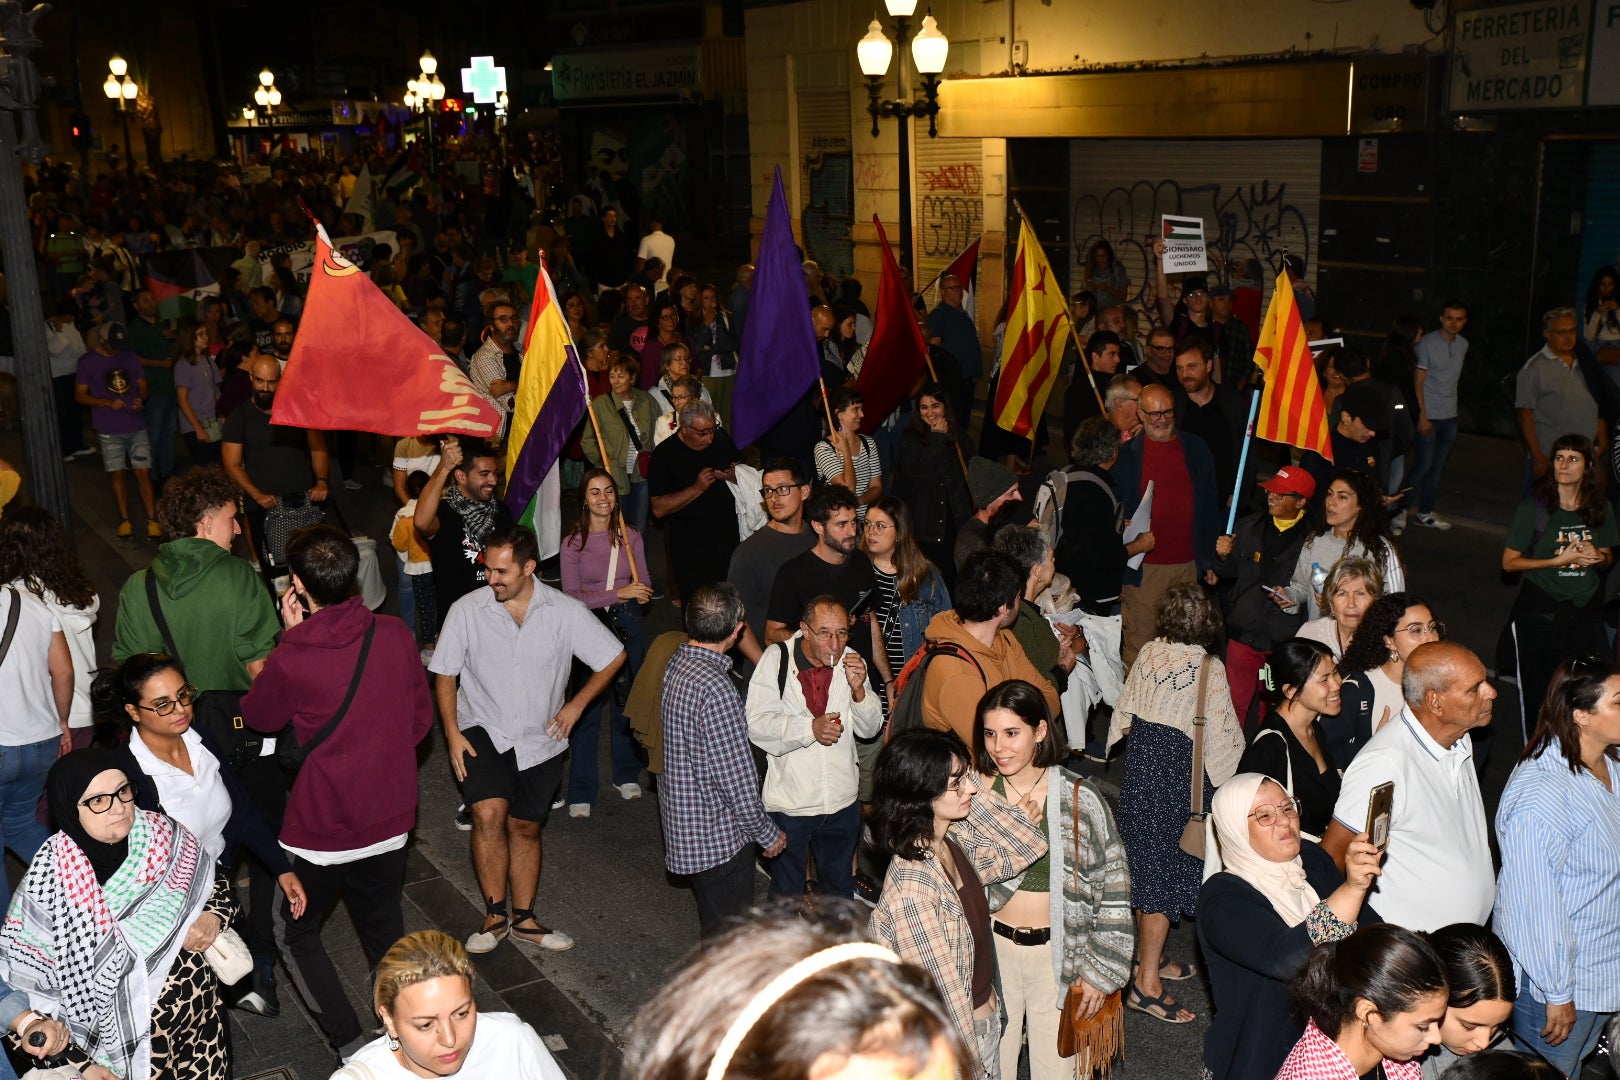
[0,749,240,1080]
[1493,656,1620,1076]
[93,653,308,913]
[1237,638,1344,838]
[1198,772,1383,1080]
[863,496,951,713]
[1502,434,1616,741]
[1332,593,1443,770]
[651,374,706,446]
[1418,924,1524,1080]
[869,727,1047,1080]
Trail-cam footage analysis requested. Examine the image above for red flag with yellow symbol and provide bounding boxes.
[272,223,502,437]
[991,217,1072,438]
[1253,268,1332,462]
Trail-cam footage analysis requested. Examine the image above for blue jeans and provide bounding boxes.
[767,801,862,901]
[567,601,646,804]
[621,479,650,537]
[0,737,58,913]
[398,560,417,644]
[144,393,178,480]
[1409,417,1459,515]
[1510,993,1610,1077]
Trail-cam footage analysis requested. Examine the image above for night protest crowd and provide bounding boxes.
[0,131,1613,1080]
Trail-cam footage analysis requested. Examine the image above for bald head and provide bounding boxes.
[1402,642,1495,740]
[1140,384,1177,442]
[812,305,835,340]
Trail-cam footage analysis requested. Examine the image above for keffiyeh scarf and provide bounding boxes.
[444,484,500,546]
[0,810,214,1080]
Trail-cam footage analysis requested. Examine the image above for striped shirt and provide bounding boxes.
[658,643,782,875]
[1494,748,1620,1011]
[815,435,880,520]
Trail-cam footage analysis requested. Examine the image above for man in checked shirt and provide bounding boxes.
[659,582,786,937]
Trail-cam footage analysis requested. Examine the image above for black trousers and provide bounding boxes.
[691,842,757,939]
[52,373,84,456]
[279,846,408,1049]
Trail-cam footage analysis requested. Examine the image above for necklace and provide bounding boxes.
[1002,766,1047,803]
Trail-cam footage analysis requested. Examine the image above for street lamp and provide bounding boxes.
[102,55,138,182]
[412,50,443,172]
[254,68,281,114]
[857,6,949,270]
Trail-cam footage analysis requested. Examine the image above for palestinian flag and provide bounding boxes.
[141,247,239,321]
[382,149,422,194]
[1162,215,1204,239]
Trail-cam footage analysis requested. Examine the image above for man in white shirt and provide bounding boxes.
[635,214,676,294]
[1322,642,1496,931]
[746,597,882,901]
[431,524,624,956]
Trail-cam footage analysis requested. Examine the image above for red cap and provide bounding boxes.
[1259,466,1315,499]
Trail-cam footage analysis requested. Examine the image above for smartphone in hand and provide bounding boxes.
[1365,781,1395,852]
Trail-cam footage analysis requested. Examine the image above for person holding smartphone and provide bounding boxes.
[1321,642,1496,931]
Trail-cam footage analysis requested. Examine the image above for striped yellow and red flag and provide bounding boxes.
[1254,268,1333,462]
[991,217,1072,438]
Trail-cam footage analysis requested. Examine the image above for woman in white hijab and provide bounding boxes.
[1195,773,1385,1080]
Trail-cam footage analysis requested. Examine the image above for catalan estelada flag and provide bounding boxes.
[505,254,590,557]
[273,223,501,437]
[991,217,1071,439]
[1254,268,1333,462]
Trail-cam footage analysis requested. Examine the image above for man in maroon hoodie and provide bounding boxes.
[243,524,433,1061]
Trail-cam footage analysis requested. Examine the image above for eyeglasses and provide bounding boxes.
[760,483,800,498]
[1396,621,1445,638]
[80,781,137,815]
[1148,344,1175,353]
[864,520,893,534]
[135,684,200,717]
[1141,408,1175,420]
[1248,797,1302,828]
[808,627,850,641]
[945,772,972,793]
[685,425,716,439]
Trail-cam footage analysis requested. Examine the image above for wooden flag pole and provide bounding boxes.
[920,353,971,482]
[1009,198,1106,415]
[818,378,838,437]
[583,394,643,585]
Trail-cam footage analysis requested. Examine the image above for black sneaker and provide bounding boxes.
[454,804,472,831]
[853,871,881,906]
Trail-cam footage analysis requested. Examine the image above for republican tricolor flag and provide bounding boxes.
[991,218,1071,439]
[505,256,591,558]
[1254,268,1332,462]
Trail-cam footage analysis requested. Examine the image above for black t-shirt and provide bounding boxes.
[1180,396,1237,496]
[221,404,313,497]
[427,498,515,629]
[647,428,741,536]
[767,547,878,667]
[608,314,650,359]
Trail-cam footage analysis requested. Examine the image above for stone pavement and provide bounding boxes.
[6,423,1545,1080]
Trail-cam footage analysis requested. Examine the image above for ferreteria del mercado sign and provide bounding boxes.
[1449,0,1588,108]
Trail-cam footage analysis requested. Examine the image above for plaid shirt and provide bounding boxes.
[658,643,782,875]
[870,779,1047,1078]
[1275,1019,1425,1080]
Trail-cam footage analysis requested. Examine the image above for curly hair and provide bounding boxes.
[155,466,242,540]
[1154,581,1223,654]
[1339,591,1427,675]
[0,507,96,610]
[1309,471,1398,570]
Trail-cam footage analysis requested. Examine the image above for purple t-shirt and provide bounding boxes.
[172,354,220,434]
[75,349,146,435]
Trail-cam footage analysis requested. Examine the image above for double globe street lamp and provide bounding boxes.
[856,2,949,271]
[404,50,445,172]
[101,55,138,181]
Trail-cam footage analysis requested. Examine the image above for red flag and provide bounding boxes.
[272,224,503,437]
[853,216,928,435]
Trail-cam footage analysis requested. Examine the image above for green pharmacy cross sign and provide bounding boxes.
[461,56,507,104]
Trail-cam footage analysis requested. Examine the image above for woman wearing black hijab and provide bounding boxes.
[0,749,238,1080]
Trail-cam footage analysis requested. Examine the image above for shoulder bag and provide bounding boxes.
[145,573,259,770]
[276,621,375,769]
[1178,656,1211,860]
[1057,775,1125,1073]
[618,404,650,478]
[0,587,21,668]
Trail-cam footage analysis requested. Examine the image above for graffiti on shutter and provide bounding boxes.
[798,92,854,277]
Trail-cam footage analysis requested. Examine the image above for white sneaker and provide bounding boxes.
[1390,511,1406,536]
[568,802,591,817]
[551,795,566,810]
[615,782,643,800]
[1415,512,1452,531]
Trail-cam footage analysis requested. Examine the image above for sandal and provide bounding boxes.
[1160,959,1199,981]
[510,906,574,952]
[465,901,509,954]
[1125,982,1196,1025]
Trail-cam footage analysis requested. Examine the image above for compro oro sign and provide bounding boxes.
[1449,0,1588,109]
[550,45,701,103]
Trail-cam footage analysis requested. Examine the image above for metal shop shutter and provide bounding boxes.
[913,131,985,311]
[1066,138,1323,314]
[797,91,855,277]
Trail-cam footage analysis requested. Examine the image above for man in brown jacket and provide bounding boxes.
[920,549,1061,744]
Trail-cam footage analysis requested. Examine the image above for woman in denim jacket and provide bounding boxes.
[865,495,951,710]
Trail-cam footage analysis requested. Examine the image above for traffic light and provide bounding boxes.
[69,112,91,152]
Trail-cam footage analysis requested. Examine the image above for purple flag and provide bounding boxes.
[730,167,820,449]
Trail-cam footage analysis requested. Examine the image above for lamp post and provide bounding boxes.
[102,55,138,182]
[253,68,281,116]
[411,50,444,173]
[856,3,949,272]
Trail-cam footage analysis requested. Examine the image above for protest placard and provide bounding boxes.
[1160,214,1207,274]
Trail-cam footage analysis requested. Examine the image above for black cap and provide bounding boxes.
[1181,276,1209,295]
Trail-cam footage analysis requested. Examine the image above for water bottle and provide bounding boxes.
[1309,562,1327,596]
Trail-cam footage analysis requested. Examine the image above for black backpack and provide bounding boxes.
[884,641,987,742]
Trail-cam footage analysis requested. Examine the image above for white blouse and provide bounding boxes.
[335,1012,566,1080]
[130,727,233,860]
